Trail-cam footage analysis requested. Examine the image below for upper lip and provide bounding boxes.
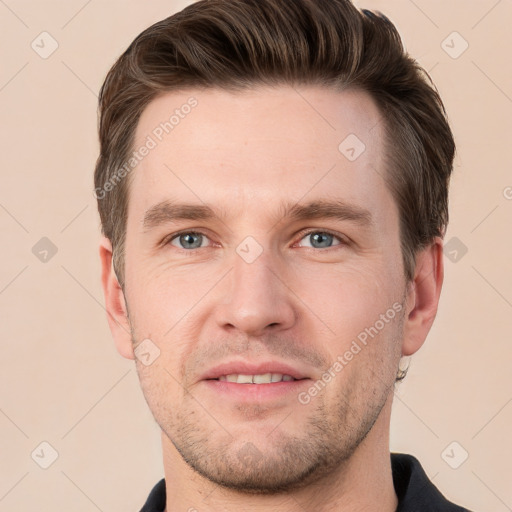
[199,360,310,382]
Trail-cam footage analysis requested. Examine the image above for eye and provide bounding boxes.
[163,229,346,252]
[168,231,210,250]
[297,230,345,249]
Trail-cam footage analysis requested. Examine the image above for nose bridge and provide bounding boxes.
[233,245,277,301]
[215,241,296,335]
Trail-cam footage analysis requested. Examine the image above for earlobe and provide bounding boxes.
[401,237,444,356]
[99,236,135,360]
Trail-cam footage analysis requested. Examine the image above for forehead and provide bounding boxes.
[128,85,390,224]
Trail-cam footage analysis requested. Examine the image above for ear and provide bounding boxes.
[401,237,444,356]
[99,236,134,360]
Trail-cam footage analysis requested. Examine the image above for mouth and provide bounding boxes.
[200,361,309,383]
[199,362,311,402]
[212,373,302,384]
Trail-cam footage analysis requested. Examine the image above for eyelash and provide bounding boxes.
[163,228,348,253]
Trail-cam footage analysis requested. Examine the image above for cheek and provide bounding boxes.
[136,362,184,430]
[293,261,397,337]
[126,262,210,338]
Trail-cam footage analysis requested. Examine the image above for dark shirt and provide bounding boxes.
[140,452,473,511]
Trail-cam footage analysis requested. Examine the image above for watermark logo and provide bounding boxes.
[443,237,468,263]
[134,338,161,366]
[441,441,469,469]
[237,442,263,465]
[31,31,59,59]
[32,237,58,263]
[338,133,366,161]
[31,441,59,469]
[441,31,469,59]
[236,236,264,264]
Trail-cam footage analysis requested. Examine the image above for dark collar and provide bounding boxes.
[391,452,471,511]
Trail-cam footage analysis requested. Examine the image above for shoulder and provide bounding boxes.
[139,478,166,512]
[391,452,475,512]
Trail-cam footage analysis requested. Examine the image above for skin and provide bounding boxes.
[99,86,444,512]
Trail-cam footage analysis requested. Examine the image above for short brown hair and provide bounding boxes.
[94,0,455,293]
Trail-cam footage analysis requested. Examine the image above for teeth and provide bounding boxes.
[253,373,273,384]
[218,373,297,384]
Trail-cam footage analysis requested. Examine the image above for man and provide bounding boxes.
[94,0,474,510]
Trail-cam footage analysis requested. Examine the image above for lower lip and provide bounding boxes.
[202,379,310,401]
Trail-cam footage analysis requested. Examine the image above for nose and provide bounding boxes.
[213,248,297,337]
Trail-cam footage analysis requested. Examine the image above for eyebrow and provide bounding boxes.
[142,198,374,232]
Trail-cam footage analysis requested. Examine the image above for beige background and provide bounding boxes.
[0,0,511,510]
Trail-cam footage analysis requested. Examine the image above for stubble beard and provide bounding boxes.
[156,369,394,494]
[131,303,405,495]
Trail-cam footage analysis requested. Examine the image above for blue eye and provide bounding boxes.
[164,229,345,252]
[299,231,343,249]
[169,232,208,250]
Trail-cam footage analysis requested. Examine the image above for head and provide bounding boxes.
[96,0,454,494]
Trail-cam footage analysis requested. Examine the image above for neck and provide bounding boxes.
[161,398,398,512]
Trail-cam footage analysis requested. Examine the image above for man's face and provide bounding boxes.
[122,86,407,492]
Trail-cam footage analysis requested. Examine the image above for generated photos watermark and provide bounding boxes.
[94,97,198,200]
[298,301,403,405]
